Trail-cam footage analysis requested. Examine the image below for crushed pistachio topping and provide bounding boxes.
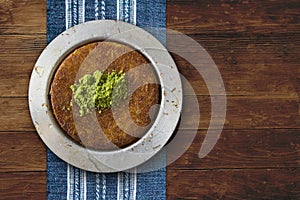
[70,70,128,116]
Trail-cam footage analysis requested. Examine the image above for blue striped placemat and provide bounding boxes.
[47,0,166,199]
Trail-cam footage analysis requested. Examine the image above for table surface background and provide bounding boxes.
[0,0,299,199]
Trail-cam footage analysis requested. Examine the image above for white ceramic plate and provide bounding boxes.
[28,20,182,172]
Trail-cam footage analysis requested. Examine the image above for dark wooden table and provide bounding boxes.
[0,0,299,199]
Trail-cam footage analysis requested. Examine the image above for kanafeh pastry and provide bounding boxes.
[50,41,160,150]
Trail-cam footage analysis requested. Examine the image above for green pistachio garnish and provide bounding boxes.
[70,70,128,116]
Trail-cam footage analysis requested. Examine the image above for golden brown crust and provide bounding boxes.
[50,41,159,150]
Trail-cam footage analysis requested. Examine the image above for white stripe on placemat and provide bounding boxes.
[116,0,120,20]
[96,173,101,200]
[117,172,123,200]
[65,0,72,29]
[67,164,75,200]
[124,0,129,22]
[79,169,84,200]
[102,174,107,199]
[100,0,105,20]
[117,0,136,24]
[124,172,129,199]
[117,170,136,200]
[95,0,99,19]
[66,0,85,28]
[131,168,137,200]
[95,0,105,20]
[133,0,136,25]
[83,170,87,200]
[67,164,71,200]
[127,169,137,200]
[78,0,85,23]
[83,0,86,22]
[74,168,80,200]
[72,0,78,26]
[65,0,68,28]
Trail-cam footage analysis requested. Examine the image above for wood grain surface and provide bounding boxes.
[167,0,300,35]
[0,132,46,172]
[168,129,300,170]
[0,172,46,199]
[0,0,299,199]
[167,168,300,199]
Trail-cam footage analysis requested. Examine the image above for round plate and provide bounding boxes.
[28,20,182,172]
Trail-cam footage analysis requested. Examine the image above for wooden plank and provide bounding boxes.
[0,0,46,35]
[167,168,300,199]
[169,33,299,96]
[170,34,299,65]
[0,95,298,131]
[0,98,34,131]
[0,132,46,172]
[0,35,46,96]
[167,129,300,170]
[0,172,46,200]
[180,95,300,130]
[167,0,300,34]
[0,35,46,55]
